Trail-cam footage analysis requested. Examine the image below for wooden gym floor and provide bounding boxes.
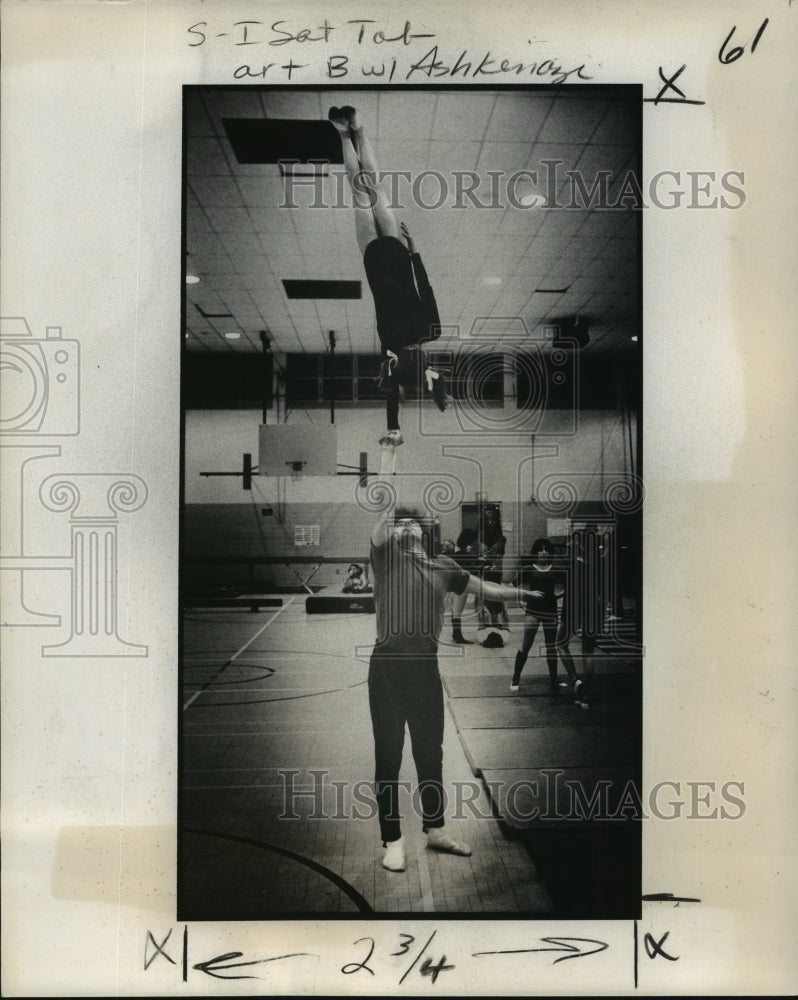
[178,595,641,920]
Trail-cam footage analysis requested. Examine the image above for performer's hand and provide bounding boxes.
[401,222,415,253]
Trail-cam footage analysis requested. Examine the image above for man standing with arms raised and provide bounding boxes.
[368,440,536,872]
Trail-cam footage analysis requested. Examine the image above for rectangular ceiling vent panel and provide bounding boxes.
[223,117,343,165]
[282,279,361,300]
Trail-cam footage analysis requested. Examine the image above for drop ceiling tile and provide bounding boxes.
[574,142,634,182]
[232,255,277,281]
[565,234,603,261]
[188,288,230,315]
[238,173,295,209]
[496,288,538,315]
[612,211,640,239]
[524,143,583,176]
[240,330,267,352]
[301,254,359,280]
[246,206,295,234]
[189,175,244,208]
[186,135,233,176]
[204,205,256,234]
[540,258,581,285]
[484,92,552,141]
[578,210,628,241]
[431,92,497,141]
[205,90,269,125]
[186,229,227,257]
[184,95,216,137]
[374,91,437,140]
[602,238,634,259]
[262,230,302,257]
[536,209,588,238]
[250,286,288,310]
[282,295,321,316]
[476,142,536,176]
[192,253,236,276]
[526,233,570,260]
[367,139,431,174]
[437,240,470,273]
[497,206,546,235]
[216,229,264,256]
[427,140,483,175]
[511,264,550,286]
[456,210,504,238]
[314,301,349,329]
[480,232,533,261]
[230,307,265,329]
[536,95,610,144]
[269,254,308,280]
[288,200,341,232]
[262,91,325,121]
[591,96,641,147]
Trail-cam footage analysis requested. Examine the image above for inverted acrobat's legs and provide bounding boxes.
[329,106,400,253]
[346,109,401,242]
[331,119,380,255]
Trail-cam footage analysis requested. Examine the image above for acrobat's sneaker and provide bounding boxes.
[382,836,406,872]
[378,430,404,447]
[427,369,449,413]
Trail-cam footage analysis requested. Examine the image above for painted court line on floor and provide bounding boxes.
[183,597,296,711]
[416,838,436,912]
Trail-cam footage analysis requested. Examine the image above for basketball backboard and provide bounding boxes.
[258,423,338,477]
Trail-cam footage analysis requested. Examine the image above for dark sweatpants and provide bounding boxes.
[368,650,445,843]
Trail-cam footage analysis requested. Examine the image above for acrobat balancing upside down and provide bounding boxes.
[328,105,450,446]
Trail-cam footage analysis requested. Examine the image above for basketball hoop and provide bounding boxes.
[286,460,305,482]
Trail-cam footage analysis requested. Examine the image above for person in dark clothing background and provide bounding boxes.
[512,537,587,706]
[328,105,449,444]
[483,536,510,631]
[479,504,504,551]
[449,527,479,643]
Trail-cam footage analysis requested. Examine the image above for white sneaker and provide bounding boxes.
[382,836,406,872]
[426,830,471,856]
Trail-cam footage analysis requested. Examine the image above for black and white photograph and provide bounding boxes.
[179,86,643,919]
[2,0,797,994]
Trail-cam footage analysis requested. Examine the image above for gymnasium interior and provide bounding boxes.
[179,86,642,919]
